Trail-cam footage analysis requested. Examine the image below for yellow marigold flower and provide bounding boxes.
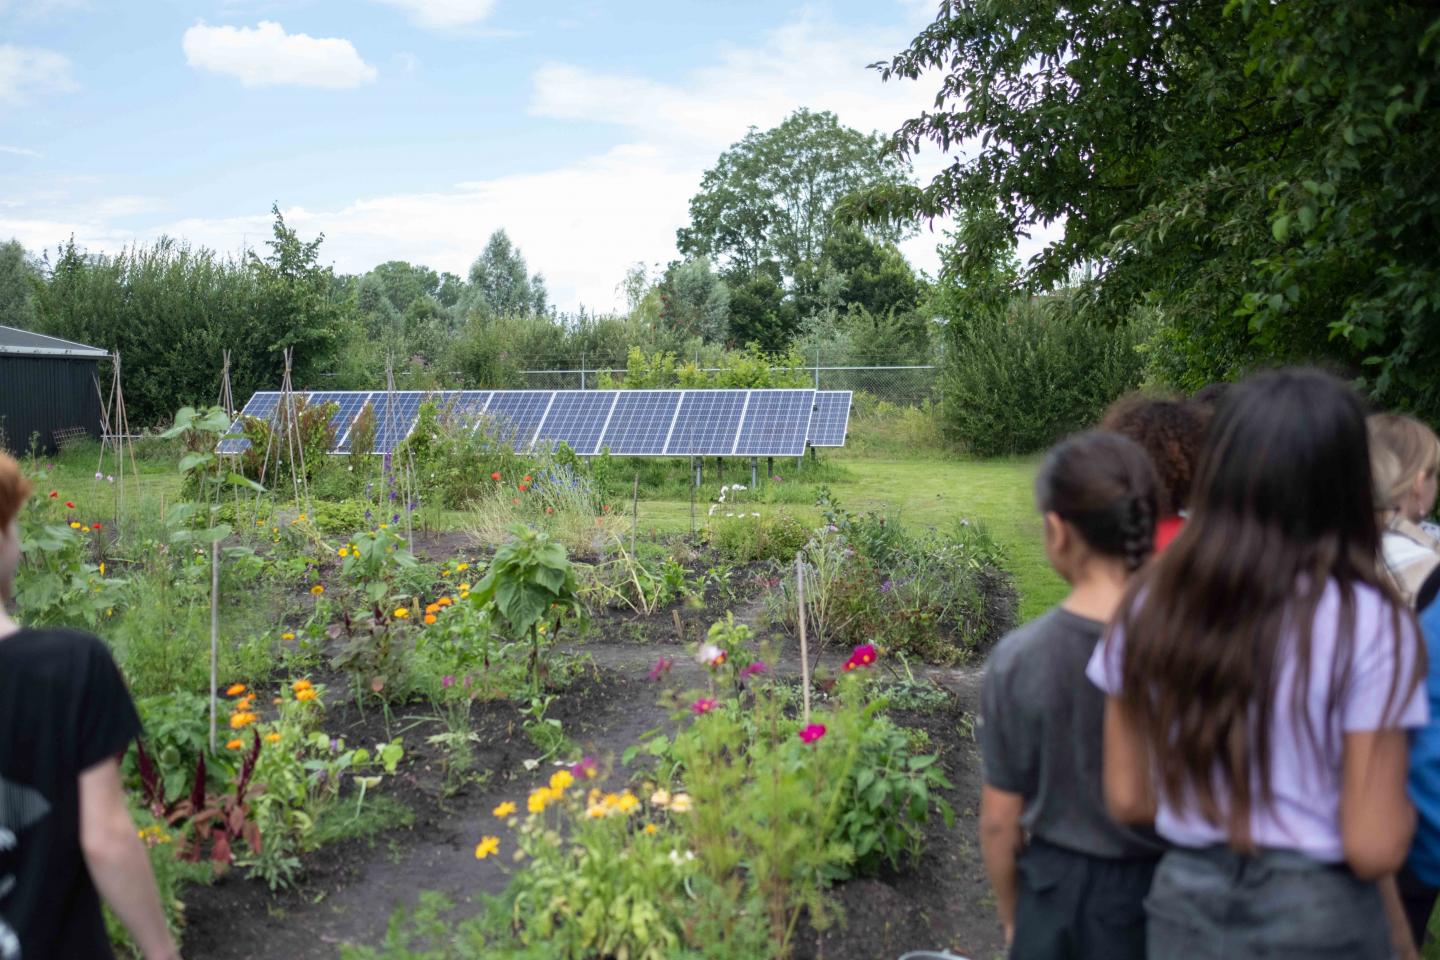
[549,769,575,793]
[459,591,470,600]
[644,823,658,835]
[226,683,247,697]
[265,732,282,744]
[296,688,318,703]
[310,584,324,596]
[69,521,81,529]
[298,513,307,522]
[527,787,554,814]
[586,804,606,819]
[669,793,693,813]
[292,678,313,692]
[338,548,349,558]
[394,607,410,619]
[424,613,437,625]
[474,836,500,860]
[379,523,388,530]
[459,582,472,592]
[493,801,517,818]
[456,562,469,572]
[616,792,639,813]
[226,738,244,750]
[98,562,105,575]
[281,632,295,641]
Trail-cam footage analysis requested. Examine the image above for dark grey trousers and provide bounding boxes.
[1145,846,1391,959]
[1010,839,1157,960]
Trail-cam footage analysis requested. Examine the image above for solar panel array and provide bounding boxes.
[217,388,852,457]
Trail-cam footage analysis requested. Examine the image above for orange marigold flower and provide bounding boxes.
[296,688,318,703]
[425,602,440,614]
[229,712,257,729]
[424,613,437,625]
[436,597,453,607]
[226,683,247,696]
[265,732,282,744]
[226,738,244,750]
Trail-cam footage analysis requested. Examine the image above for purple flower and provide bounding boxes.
[880,580,893,594]
[390,490,399,501]
[364,509,373,521]
[441,675,455,689]
[647,657,673,682]
[391,513,400,524]
[408,500,418,511]
[569,756,598,780]
[329,738,341,754]
[740,661,768,679]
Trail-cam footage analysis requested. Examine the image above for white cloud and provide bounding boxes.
[371,0,496,29]
[182,21,377,89]
[0,144,42,158]
[0,44,78,104]
[6,10,1052,309]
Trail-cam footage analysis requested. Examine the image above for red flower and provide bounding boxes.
[798,723,827,745]
[691,698,717,716]
[65,501,75,509]
[518,484,528,492]
[545,507,554,514]
[49,491,58,498]
[491,471,502,481]
[92,523,102,530]
[523,474,532,483]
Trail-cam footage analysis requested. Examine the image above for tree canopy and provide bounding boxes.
[864,0,1440,415]
[464,230,549,318]
[677,108,913,288]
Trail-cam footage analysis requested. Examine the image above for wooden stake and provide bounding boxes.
[630,473,639,556]
[797,553,810,725]
[209,538,220,755]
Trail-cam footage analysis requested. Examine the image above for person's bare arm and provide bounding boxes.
[79,758,180,960]
[1102,696,1157,824]
[1379,874,1421,960]
[1341,729,1416,880]
[979,784,1025,947]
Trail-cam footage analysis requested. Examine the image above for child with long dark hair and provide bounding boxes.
[1088,368,1427,959]
[979,431,1164,959]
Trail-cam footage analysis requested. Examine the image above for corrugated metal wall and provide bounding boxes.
[0,355,103,455]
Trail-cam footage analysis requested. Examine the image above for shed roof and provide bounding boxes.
[0,324,108,359]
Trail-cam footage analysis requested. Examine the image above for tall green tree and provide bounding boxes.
[864,0,1440,415]
[463,230,549,318]
[677,108,913,297]
[246,205,348,391]
[658,257,730,343]
[0,240,39,329]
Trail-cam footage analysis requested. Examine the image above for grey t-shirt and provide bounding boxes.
[979,606,1163,859]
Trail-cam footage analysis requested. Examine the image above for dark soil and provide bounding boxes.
[180,606,1003,960]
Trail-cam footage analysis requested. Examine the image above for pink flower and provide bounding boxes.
[739,662,768,679]
[647,657,673,682]
[570,756,598,779]
[843,643,879,672]
[441,675,455,689]
[692,698,717,716]
[798,724,827,745]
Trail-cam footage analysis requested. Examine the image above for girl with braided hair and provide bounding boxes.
[1089,368,1426,959]
[978,430,1163,959]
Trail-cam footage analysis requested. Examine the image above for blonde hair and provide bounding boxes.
[0,451,33,530]
[1368,413,1440,511]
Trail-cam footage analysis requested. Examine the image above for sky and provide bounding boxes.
[0,0,1001,312]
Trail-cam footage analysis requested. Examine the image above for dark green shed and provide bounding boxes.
[0,324,107,455]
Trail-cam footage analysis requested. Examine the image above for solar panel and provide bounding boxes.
[535,391,617,454]
[329,392,377,454]
[481,391,554,450]
[665,390,749,456]
[371,391,424,453]
[217,392,280,454]
[734,390,816,457]
[808,391,853,447]
[439,390,491,428]
[598,390,680,455]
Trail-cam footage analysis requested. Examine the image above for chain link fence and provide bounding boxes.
[514,365,937,406]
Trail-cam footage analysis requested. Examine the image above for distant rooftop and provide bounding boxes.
[0,324,108,359]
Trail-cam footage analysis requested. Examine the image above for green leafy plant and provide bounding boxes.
[470,525,587,695]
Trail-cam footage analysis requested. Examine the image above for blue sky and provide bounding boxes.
[0,0,985,310]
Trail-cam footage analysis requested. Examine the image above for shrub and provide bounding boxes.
[940,299,1143,455]
[706,510,811,563]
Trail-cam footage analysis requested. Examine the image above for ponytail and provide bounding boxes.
[1036,431,1160,569]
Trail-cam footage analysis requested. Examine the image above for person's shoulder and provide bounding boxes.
[986,608,1070,676]
[0,627,114,670]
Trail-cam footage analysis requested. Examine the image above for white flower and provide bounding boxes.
[725,512,734,518]
[708,504,717,516]
[696,643,723,665]
[732,484,746,492]
[750,512,760,518]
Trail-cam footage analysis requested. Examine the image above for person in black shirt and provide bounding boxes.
[0,452,178,960]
